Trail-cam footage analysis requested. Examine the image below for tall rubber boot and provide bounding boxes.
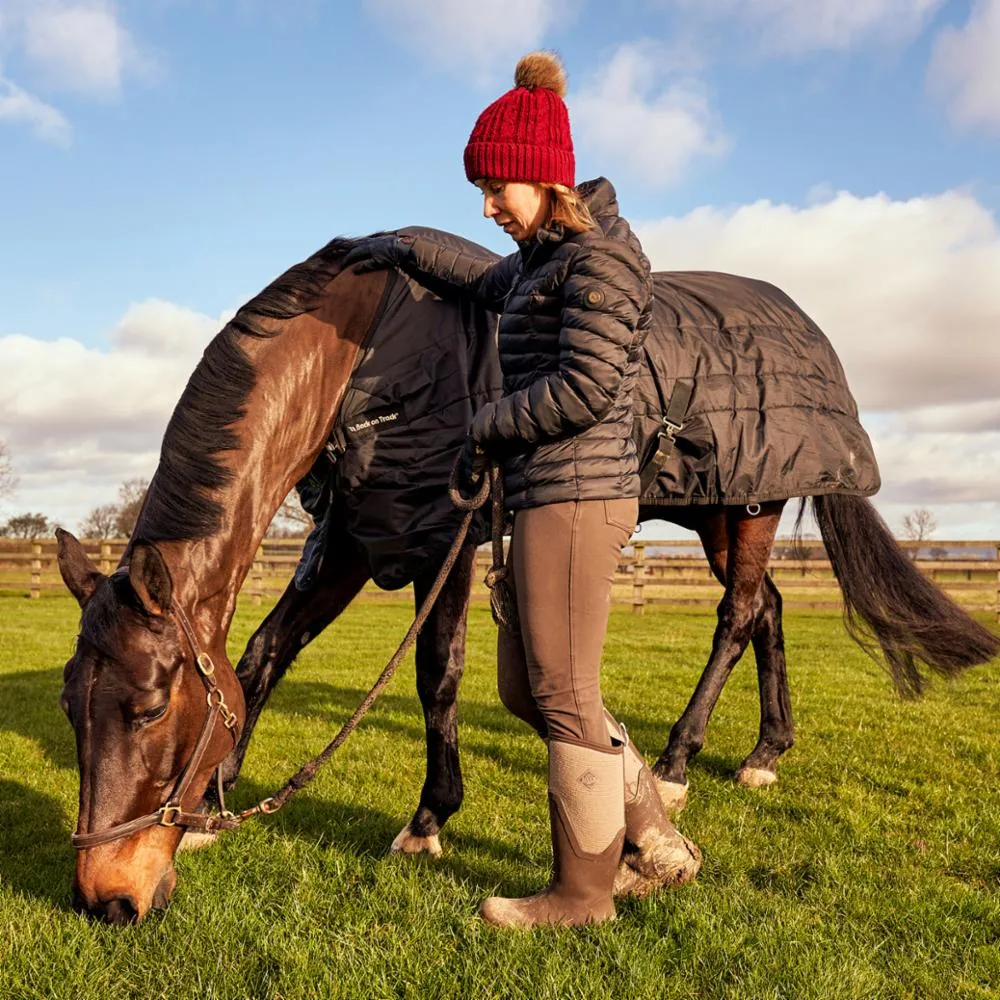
[480,740,625,928]
[605,712,701,898]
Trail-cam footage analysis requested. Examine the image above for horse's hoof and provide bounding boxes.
[178,830,218,852]
[736,767,778,789]
[389,822,442,858]
[655,779,689,815]
[613,834,701,899]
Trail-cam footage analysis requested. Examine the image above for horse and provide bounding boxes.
[57,234,1000,923]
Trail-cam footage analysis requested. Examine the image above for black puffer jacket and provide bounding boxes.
[397,177,653,510]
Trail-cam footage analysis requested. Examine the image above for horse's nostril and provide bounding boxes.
[71,885,89,916]
[99,896,140,925]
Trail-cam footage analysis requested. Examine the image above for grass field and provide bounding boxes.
[1,593,998,1000]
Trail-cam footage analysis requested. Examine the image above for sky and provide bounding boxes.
[0,0,998,540]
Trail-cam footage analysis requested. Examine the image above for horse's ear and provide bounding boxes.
[128,542,173,617]
[56,528,105,606]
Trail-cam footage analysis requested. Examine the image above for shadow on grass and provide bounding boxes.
[0,668,76,769]
[688,751,746,781]
[217,775,535,893]
[0,779,75,909]
[267,677,518,733]
[254,676,752,783]
[260,678,549,776]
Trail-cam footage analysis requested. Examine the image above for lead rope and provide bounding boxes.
[202,454,501,835]
[483,464,518,633]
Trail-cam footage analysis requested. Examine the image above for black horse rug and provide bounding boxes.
[295,228,879,591]
[634,270,880,507]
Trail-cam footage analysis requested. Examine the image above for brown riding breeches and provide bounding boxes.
[496,497,638,749]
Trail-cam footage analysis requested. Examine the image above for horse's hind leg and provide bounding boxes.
[735,573,795,789]
[390,541,477,858]
[652,503,784,811]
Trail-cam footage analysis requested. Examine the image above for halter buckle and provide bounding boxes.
[196,653,216,677]
[207,688,239,732]
[160,804,182,827]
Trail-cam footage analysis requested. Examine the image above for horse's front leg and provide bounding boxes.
[390,540,477,858]
[234,544,370,779]
[194,527,370,819]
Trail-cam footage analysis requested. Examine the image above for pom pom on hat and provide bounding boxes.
[514,51,568,98]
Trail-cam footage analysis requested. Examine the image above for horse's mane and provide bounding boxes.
[135,236,359,544]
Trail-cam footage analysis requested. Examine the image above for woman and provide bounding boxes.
[346,52,700,927]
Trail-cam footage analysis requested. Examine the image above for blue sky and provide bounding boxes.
[1,0,998,537]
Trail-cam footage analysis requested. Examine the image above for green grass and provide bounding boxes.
[1,593,998,1000]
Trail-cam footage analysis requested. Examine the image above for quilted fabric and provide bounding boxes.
[633,270,880,505]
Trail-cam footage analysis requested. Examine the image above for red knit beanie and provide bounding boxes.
[464,52,575,187]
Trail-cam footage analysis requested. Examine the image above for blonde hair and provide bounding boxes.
[543,183,597,234]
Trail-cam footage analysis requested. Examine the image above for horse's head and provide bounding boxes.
[56,528,244,923]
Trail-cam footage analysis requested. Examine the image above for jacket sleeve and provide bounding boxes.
[470,243,650,447]
[397,234,519,313]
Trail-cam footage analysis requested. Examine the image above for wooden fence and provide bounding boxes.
[3,536,998,619]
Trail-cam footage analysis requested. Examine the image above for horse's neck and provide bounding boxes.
[161,272,382,644]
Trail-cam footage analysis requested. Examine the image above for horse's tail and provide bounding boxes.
[812,494,1000,697]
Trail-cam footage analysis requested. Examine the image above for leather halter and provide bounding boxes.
[70,602,241,851]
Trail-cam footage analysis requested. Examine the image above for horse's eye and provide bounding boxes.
[134,702,168,728]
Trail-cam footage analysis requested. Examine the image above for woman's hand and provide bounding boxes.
[458,434,488,491]
[342,235,411,274]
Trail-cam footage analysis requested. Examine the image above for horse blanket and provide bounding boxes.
[297,228,879,590]
[296,231,502,590]
[635,270,880,506]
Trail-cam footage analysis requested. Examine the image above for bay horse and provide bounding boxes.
[57,236,999,923]
[56,244,478,923]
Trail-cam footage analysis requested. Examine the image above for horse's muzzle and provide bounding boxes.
[72,885,141,925]
[71,865,174,924]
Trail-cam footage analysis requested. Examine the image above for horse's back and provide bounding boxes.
[639,270,881,506]
[654,270,817,332]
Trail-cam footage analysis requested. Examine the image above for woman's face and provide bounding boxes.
[478,180,549,242]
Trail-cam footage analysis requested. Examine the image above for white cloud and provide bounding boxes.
[636,189,1000,412]
[0,72,70,144]
[363,0,577,83]
[861,407,1000,534]
[661,0,945,53]
[867,409,1000,503]
[362,7,728,185]
[571,42,730,186]
[891,398,1000,435]
[21,0,141,96]
[928,0,1000,133]
[0,300,230,526]
[0,1,150,141]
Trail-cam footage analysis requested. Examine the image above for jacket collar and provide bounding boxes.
[576,177,619,221]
